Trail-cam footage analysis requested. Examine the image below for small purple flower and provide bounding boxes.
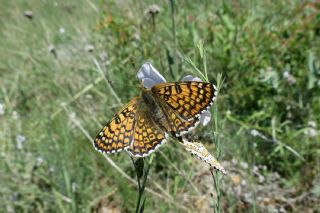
[137,63,212,126]
[137,63,166,88]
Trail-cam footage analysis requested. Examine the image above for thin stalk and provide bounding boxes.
[184,56,207,81]
[211,73,225,213]
[131,156,152,213]
[193,40,225,212]
[212,102,222,213]
[169,0,177,77]
[197,40,209,81]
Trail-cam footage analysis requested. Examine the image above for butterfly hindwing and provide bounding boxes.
[151,81,217,120]
[157,100,200,137]
[94,97,138,154]
[126,112,168,157]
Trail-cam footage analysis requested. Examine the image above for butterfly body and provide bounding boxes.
[94,81,217,157]
[140,90,171,131]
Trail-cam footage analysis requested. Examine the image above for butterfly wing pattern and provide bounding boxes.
[158,102,200,137]
[94,81,217,157]
[94,97,138,154]
[151,82,217,121]
[126,113,168,157]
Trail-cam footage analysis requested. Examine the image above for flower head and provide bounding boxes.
[137,63,166,88]
[59,27,65,34]
[283,69,296,85]
[24,10,33,19]
[144,4,160,16]
[0,103,4,115]
[36,156,44,166]
[16,135,26,150]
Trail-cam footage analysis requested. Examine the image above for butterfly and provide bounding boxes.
[93,81,217,157]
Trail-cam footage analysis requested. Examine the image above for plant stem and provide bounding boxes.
[131,156,152,213]
[169,0,177,77]
[212,74,224,213]
[131,157,142,213]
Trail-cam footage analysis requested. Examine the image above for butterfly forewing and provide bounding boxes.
[94,97,138,154]
[151,81,217,120]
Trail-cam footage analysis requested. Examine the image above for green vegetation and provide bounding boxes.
[1,0,319,212]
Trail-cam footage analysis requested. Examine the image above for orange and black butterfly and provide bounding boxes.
[93,81,217,157]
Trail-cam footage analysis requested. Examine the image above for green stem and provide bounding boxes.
[131,157,142,213]
[212,74,224,213]
[169,0,177,76]
[131,157,151,213]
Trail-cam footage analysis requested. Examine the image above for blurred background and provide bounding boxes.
[0,0,319,212]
